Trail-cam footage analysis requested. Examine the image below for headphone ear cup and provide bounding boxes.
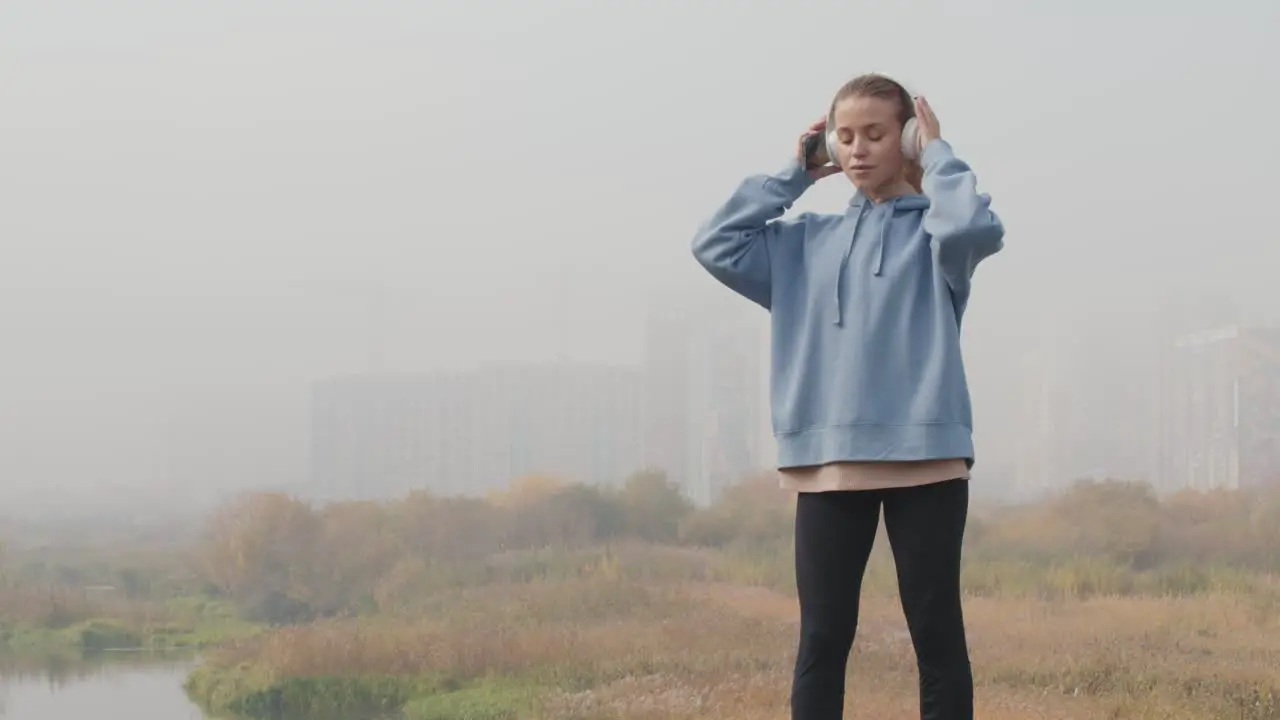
[825,130,839,168]
[900,117,920,161]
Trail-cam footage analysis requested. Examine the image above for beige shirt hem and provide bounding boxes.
[778,459,969,492]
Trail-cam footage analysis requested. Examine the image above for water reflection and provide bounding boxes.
[0,649,206,719]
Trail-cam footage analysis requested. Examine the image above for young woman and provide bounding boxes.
[691,74,1004,720]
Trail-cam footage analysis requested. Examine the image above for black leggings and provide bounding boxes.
[791,478,972,720]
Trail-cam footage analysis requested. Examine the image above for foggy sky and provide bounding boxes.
[2,0,1277,509]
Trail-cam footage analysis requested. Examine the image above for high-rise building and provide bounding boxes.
[642,298,770,504]
[309,363,644,500]
[1002,308,1164,499]
[1007,321,1061,499]
[1158,324,1280,492]
[471,363,645,489]
[309,372,454,500]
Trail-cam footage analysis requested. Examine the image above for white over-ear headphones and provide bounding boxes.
[824,80,921,167]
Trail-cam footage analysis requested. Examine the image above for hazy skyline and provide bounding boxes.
[2,1,1278,506]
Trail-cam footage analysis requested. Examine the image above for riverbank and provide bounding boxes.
[185,571,1280,720]
[0,596,260,654]
[184,666,543,720]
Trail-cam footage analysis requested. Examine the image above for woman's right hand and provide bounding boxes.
[798,115,843,181]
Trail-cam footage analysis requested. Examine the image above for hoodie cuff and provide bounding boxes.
[920,138,955,169]
[767,156,816,199]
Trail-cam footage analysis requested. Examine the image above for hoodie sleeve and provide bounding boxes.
[691,157,814,310]
[919,139,1005,295]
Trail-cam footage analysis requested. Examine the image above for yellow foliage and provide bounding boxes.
[486,474,566,508]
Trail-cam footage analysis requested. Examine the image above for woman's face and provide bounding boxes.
[829,94,908,194]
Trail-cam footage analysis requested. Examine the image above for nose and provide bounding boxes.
[850,136,871,159]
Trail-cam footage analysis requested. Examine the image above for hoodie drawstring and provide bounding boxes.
[871,200,896,277]
[833,202,867,327]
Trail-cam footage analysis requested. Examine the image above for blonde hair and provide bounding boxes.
[829,73,915,127]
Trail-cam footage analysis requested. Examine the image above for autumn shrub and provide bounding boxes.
[181,473,1280,623]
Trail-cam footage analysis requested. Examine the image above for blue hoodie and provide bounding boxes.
[691,139,1003,469]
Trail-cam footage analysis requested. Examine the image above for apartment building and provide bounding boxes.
[309,363,644,500]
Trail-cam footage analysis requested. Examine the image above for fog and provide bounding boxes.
[2,0,1277,516]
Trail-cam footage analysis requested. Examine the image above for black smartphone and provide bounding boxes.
[804,132,831,168]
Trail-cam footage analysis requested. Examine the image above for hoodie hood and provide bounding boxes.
[832,192,931,325]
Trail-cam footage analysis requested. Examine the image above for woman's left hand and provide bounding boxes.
[914,95,941,152]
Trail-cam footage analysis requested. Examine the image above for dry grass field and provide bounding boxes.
[192,566,1280,719]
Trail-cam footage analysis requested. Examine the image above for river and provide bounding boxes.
[0,650,207,719]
